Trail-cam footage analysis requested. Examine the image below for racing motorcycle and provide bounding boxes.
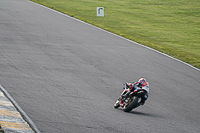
[114,83,146,112]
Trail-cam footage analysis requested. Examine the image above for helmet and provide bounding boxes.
[138,78,146,83]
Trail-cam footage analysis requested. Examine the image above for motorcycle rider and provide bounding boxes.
[123,78,149,106]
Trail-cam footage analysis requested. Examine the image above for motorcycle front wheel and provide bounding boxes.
[114,99,120,108]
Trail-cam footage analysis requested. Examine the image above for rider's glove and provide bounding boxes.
[125,83,130,88]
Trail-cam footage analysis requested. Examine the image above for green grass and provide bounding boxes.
[31,0,200,69]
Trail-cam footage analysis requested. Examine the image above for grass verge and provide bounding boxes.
[31,0,200,69]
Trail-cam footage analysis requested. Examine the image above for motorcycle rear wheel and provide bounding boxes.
[123,97,138,112]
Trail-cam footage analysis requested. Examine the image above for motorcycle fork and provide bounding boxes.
[119,85,130,107]
[120,97,125,107]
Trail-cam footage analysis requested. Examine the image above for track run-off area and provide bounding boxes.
[0,0,200,132]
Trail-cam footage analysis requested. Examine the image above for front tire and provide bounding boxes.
[114,100,120,108]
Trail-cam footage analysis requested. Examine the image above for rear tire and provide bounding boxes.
[124,97,138,112]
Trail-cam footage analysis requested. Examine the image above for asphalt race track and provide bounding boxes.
[0,0,200,133]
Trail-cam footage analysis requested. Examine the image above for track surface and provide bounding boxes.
[0,0,200,132]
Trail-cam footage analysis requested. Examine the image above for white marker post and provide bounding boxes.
[97,7,104,17]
